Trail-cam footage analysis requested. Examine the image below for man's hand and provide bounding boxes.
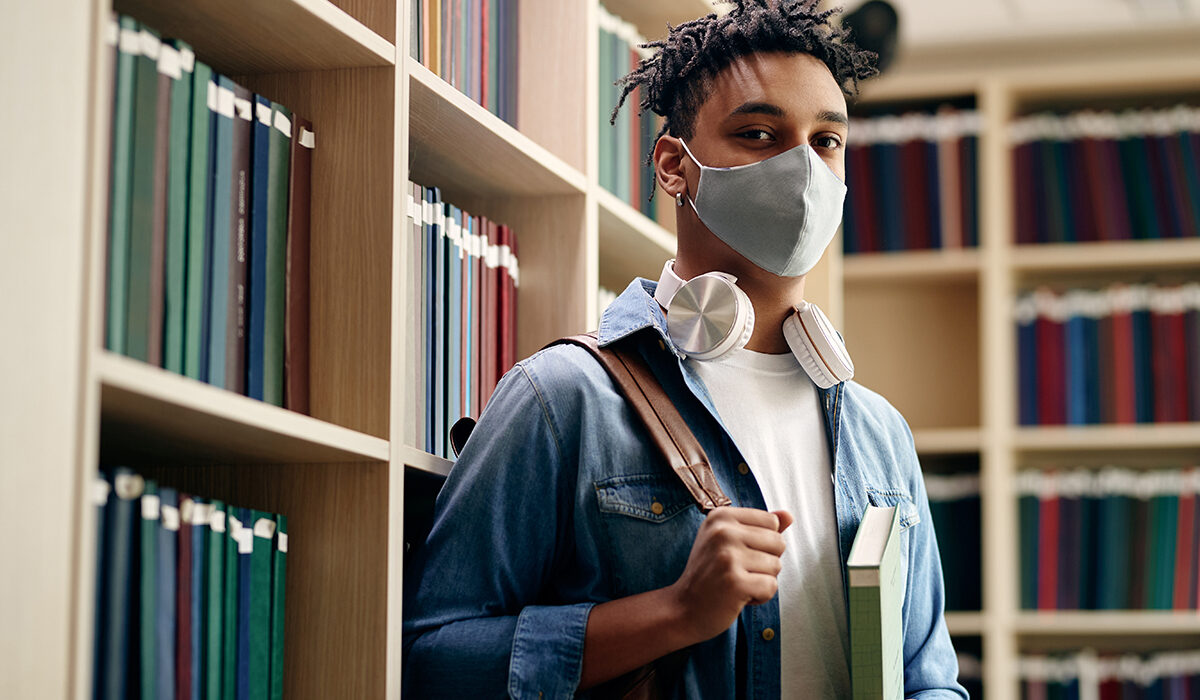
[667,507,794,642]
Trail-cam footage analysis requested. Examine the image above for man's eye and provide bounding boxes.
[814,134,843,149]
[738,129,773,141]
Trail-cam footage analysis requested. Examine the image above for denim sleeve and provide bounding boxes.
[402,363,595,700]
[898,421,970,700]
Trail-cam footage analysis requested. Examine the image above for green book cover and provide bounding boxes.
[1154,492,1178,610]
[250,512,277,700]
[223,509,242,699]
[139,480,160,699]
[613,34,631,203]
[847,504,904,700]
[269,515,288,700]
[183,61,214,380]
[164,41,194,374]
[125,25,162,362]
[264,104,292,406]
[206,501,227,700]
[106,17,139,355]
[597,26,613,195]
[487,0,499,115]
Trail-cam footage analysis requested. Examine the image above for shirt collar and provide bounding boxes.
[596,278,677,352]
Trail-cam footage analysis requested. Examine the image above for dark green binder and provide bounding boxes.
[269,515,287,700]
[249,511,276,700]
[183,60,214,380]
[164,41,194,373]
[106,17,139,355]
[263,104,292,406]
[125,25,162,362]
[206,501,226,700]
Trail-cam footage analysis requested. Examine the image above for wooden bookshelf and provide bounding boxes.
[914,427,984,455]
[1013,424,1200,452]
[946,611,988,636]
[596,185,675,291]
[1015,611,1200,636]
[843,248,982,282]
[1012,238,1200,273]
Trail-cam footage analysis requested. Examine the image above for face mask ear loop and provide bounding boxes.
[677,138,705,215]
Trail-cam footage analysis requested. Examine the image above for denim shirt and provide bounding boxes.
[403,279,968,700]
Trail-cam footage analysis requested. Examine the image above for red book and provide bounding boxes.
[1037,477,1060,610]
[1079,137,1121,242]
[1098,137,1134,240]
[848,145,879,253]
[176,495,194,700]
[1109,287,1138,424]
[1013,141,1038,245]
[1173,474,1196,610]
[1035,292,1067,425]
[1099,680,1121,700]
[899,138,929,250]
[1151,288,1189,423]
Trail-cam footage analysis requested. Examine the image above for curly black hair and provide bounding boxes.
[613,0,877,154]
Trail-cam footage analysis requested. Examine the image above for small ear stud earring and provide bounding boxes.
[675,192,685,207]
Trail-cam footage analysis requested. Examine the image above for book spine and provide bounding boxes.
[228,86,253,394]
[285,118,313,414]
[247,96,272,401]
[125,27,162,362]
[264,105,293,407]
[165,43,194,374]
[107,18,140,355]
[157,488,180,698]
[208,77,235,387]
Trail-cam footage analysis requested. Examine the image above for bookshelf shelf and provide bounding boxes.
[1013,424,1200,452]
[97,352,390,465]
[407,58,587,199]
[113,0,395,75]
[1012,239,1200,274]
[596,186,675,290]
[914,427,983,455]
[1015,611,1200,635]
[399,444,453,477]
[843,248,982,282]
[945,611,987,636]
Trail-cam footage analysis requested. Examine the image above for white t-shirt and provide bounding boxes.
[687,349,851,699]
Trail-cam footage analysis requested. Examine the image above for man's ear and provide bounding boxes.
[654,134,689,201]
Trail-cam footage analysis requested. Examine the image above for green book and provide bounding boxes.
[139,480,160,699]
[206,501,227,700]
[597,26,613,194]
[1153,491,1178,610]
[223,510,242,700]
[106,17,140,355]
[250,512,277,700]
[264,104,293,406]
[848,505,904,700]
[183,61,214,380]
[164,42,194,374]
[613,33,631,203]
[269,515,288,700]
[125,25,162,362]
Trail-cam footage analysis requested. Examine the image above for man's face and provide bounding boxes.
[683,51,849,184]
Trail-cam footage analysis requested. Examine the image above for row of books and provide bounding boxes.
[1017,467,1200,611]
[842,108,981,254]
[926,473,982,611]
[406,183,519,459]
[1011,105,1200,244]
[598,6,660,222]
[1015,283,1200,426]
[410,0,519,126]
[104,15,314,412]
[92,468,287,700]
[1021,649,1200,698]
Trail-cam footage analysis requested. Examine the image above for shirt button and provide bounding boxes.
[651,501,664,515]
[737,462,750,475]
[762,627,775,642]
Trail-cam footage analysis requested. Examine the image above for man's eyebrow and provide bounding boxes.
[727,101,787,119]
[818,110,849,126]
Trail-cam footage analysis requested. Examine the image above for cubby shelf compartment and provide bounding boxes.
[1016,611,1200,635]
[113,0,395,74]
[843,249,982,282]
[98,351,389,464]
[1012,239,1200,273]
[1013,424,1200,451]
[407,58,586,198]
[400,444,454,477]
[596,186,675,290]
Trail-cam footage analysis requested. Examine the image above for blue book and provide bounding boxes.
[192,500,208,700]
[449,205,463,431]
[1132,306,1155,422]
[156,488,179,700]
[99,468,143,700]
[432,190,446,457]
[875,142,904,251]
[247,95,272,400]
[924,140,942,249]
[1082,313,1101,424]
[1065,312,1088,425]
[206,501,226,700]
[91,473,110,700]
[208,76,235,387]
[961,135,979,247]
[139,480,159,699]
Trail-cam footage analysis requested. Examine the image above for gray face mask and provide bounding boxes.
[679,139,847,277]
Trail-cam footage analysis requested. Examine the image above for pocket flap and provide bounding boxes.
[595,474,697,523]
[865,486,921,530]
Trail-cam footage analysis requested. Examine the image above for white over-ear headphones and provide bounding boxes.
[654,259,854,389]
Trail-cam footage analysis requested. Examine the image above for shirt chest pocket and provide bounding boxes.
[863,485,920,605]
[594,474,704,596]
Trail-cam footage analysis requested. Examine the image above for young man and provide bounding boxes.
[403,1,967,698]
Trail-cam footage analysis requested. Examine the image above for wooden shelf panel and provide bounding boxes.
[596,186,675,291]
[843,248,982,282]
[399,445,453,477]
[1016,611,1200,635]
[945,611,986,636]
[407,58,586,198]
[600,0,717,40]
[1014,424,1200,451]
[1013,239,1200,273]
[113,0,394,74]
[914,428,983,454]
[98,351,389,464]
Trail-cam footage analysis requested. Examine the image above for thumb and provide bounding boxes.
[773,510,795,533]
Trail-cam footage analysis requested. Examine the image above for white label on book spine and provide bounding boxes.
[229,515,242,537]
[274,111,292,138]
[217,86,235,119]
[92,478,111,505]
[406,192,416,221]
[485,245,500,269]
[191,502,213,525]
[254,518,277,539]
[299,127,315,149]
[207,80,218,112]
[119,27,139,54]
[114,473,145,500]
[179,498,195,523]
[106,18,119,46]
[178,46,195,73]
[161,505,181,531]
[138,29,161,60]
[157,44,182,80]
[238,528,254,554]
[256,102,272,126]
[211,509,227,533]
[234,97,253,121]
[278,532,288,553]
[141,494,161,520]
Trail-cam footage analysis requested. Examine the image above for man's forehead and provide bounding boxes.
[701,52,846,119]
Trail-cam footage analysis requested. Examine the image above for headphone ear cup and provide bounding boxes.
[666,273,755,361]
[782,305,854,389]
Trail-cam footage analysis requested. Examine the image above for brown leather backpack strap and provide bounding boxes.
[549,333,732,513]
